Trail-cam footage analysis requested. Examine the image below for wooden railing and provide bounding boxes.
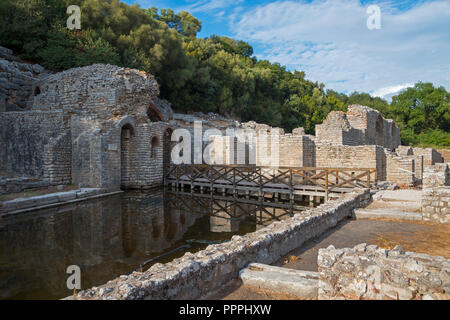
[166,164,377,199]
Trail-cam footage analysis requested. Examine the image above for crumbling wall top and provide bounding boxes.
[31,64,159,123]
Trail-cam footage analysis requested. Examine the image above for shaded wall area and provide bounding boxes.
[0,111,69,178]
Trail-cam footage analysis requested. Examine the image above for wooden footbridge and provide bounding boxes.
[165,164,377,202]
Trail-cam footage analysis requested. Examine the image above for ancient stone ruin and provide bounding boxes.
[0,45,446,192]
[0,46,448,301]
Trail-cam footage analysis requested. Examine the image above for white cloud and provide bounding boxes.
[231,0,450,96]
[372,83,414,98]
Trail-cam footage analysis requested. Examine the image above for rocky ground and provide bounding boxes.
[202,189,449,300]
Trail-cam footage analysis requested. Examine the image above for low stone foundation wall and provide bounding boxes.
[318,244,450,300]
[0,177,50,195]
[422,187,450,223]
[73,188,370,300]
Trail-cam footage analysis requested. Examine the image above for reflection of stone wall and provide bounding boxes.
[0,190,201,299]
[74,189,371,300]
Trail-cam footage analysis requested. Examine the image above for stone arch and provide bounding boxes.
[121,123,135,188]
[150,136,159,158]
[375,115,384,146]
[147,104,163,122]
[33,86,41,96]
[163,127,174,175]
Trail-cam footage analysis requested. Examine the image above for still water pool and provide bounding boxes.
[0,189,307,299]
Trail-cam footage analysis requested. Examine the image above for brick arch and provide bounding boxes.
[150,136,159,158]
[121,123,136,188]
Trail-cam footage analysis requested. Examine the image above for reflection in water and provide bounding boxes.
[0,189,308,300]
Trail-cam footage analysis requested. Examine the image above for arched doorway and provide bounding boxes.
[121,124,135,188]
[163,127,174,176]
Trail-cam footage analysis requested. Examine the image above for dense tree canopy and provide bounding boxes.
[0,0,448,147]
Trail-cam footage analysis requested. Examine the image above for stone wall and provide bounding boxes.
[318,244,450,300]
[0,111,69,178]
[316,144,386,180]
[423,163,449,189]
[43,132,72,185]
[0,46,46,112]
[316,105,400,149]
[385,151,416,185]
[422,187,450,223]
[74,188,371,300]
[315,111,364,146]
[412,148,443,166]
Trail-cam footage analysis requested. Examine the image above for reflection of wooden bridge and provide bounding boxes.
[165,164,377,201]
[166,190,304,227]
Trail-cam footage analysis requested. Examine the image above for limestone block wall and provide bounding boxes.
[413,147,443,166]
[316,144,386,180]
[318,244,450,300]
[422,187,450,223]
[278,134,316,167]
[345,105,400,149]
[315,111,364,146]
[413,155,424,181]
[43,132,72,185]
[122,122,168,189]
[70,116,102,188]
[423,163,449,189]
[396,146,413,156]
[385,151,416,185]
[0,111,69,178]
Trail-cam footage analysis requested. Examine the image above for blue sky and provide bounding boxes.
[125,0,450,100]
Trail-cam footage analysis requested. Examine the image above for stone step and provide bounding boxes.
[353,208,422,221]
[239,263,318,299]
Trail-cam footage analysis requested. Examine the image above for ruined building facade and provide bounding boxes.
[0,46,447,191]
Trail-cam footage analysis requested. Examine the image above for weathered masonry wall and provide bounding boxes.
[316,144,385,180]
[318,244,450,300]
[422,187,450,223]
[421,164,450,223]
[315,105,400,149]
[43,132,72,185]
[423,163,449,189]
[0,46,46,112]
[74,188,371,300]
[412,147,443,166]
[385,151,416,185]
[0,111,69,178]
